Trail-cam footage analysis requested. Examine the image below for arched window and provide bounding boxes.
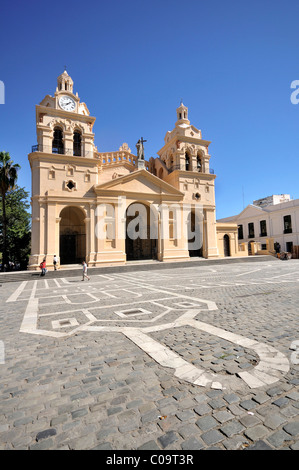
[185,153,190,171]
[197,154,202,172]
[52,127,64,154]
[73,131,82,156]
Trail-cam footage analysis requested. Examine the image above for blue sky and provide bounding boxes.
[1,0,299,219]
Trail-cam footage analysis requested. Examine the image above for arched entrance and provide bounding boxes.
[223,234,230,257]
[125,202,157,261]
[59,207,86,264]
[188,210,203,257]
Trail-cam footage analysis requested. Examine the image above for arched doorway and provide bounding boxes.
[59,207,86,264]
[223,234,230,257]
[125,202,157,261]
[188,210,203,257]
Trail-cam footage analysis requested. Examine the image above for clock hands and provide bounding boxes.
[59,96,75,110]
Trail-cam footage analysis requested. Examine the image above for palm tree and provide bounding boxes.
[0,152,20,271]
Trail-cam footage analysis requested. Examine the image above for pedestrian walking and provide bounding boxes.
[82,261,90,281]
[53,255,58,270]
[40,258,47,276]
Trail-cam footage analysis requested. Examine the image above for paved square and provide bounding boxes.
[0,258,299,450]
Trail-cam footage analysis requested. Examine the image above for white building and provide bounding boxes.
[217,195,299,253]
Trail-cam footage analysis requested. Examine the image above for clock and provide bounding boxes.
[59,96,76,111]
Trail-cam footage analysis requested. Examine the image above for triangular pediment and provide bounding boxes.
[94,169,184,199]
[218,204,265,223]
[237,204,265,219]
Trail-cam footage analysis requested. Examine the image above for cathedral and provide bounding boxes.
[28,70,244,270]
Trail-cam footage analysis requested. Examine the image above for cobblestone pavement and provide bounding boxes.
[0,258,299,450]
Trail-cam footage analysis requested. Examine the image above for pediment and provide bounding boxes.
[236,204,265,219]
[217,204,265,223]
[94,169,184,199]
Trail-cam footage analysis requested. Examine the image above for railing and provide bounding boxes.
[168,164,215,174]
[259,232,268,237]
[31,144,92,158]
[284,228,292,234]
[97,151,137,166]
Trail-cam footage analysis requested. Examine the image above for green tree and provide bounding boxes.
[0,185,31,269]
[0,152,21,270]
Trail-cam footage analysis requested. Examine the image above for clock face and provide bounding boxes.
[59,96,76,111]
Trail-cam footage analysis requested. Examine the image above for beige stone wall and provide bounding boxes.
[216,223,248,257]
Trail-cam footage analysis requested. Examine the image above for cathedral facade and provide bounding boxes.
[28,71,244,270]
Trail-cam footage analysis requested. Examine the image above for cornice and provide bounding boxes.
[157,136,212,155]
[170,170,216,180]
[28,152,99,166]
[35,104,96,124]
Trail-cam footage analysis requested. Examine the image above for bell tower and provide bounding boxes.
[32,70,96,157]
[155,102,219,258]
[57,69,74,92]
[175,101,190,126]
[28,71,98,270]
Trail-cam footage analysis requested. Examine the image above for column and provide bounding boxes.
[46,202,57,261]
[84,217,91,263]
[89,204,96,264]
[64,130,73,155]
[204,208,219,258]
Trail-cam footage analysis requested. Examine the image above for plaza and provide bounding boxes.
[0,257,298,450]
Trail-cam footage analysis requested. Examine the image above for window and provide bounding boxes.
[238,225,243,240]
[52,127,64,154]
[197,155,202,172]
[286,241,293,252]
[66,180,75,191]
[73,131,82,156]
[248,222,255,238]
[284,215,292,234]
[260,220,267,237]
[185,153,190,171]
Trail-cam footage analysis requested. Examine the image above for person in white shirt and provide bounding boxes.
[53,255,58,270]
[82,261,90,281]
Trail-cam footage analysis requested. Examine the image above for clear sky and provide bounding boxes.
[1,0,299,219]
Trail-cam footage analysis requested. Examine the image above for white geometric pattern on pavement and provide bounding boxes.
[9,264,292,392]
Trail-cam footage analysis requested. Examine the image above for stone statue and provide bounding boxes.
[136,137,147,160]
